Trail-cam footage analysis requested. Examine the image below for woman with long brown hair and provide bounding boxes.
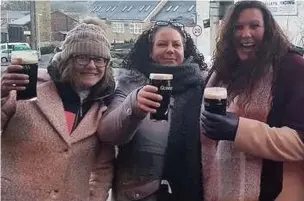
[201,1,304,201]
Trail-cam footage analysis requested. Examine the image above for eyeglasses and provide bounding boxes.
[153,20,185,30]
[73,55,107,68]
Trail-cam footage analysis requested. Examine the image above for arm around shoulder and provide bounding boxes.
[234,54,304,161]
[97,87,147,145]
[234,117,304,161]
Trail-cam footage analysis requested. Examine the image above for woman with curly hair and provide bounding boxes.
[111,21,207,201]
[201,1,304,200]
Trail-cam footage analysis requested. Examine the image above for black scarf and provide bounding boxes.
[142,58,204,201]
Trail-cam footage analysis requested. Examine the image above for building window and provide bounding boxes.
[111,6,117,12]
[145,5,151,11]
[173,5,180,12]
[96,6,103,12]
[130,23,142,34]
[113,22,124,33]
[188,5,195,12]
[106,6,112,12]
[92,6,98,12]
[127,6,133,12]
[122,6,128,11]
[166,5,173,11]
[139,5,145,12]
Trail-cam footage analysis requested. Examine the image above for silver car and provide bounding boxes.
[1,49,12,63]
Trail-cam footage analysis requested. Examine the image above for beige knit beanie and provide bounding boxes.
[60,18,111,62]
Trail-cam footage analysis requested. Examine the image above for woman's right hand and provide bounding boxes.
[137,85,162,113]
[1,64,29,98]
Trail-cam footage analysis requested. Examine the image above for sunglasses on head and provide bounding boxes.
[153,20,185,30]
[149,21,186,42]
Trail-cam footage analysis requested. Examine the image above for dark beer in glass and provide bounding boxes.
[204,87,227,115]
[11,51,38,101]
[149,73,173,121]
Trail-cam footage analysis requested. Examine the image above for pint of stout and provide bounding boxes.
[204,87,227,115]
[149,73,173,121]
[11,51,39,100]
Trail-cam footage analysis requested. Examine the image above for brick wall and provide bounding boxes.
[51,11,78,41]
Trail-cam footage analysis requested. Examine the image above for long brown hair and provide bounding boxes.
[210,1,291,103]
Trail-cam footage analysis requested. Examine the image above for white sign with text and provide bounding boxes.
[235,0,298,16]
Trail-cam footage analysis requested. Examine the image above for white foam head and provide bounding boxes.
[204,87,227,100]
[149,73,173,80]
[11,51,38,64]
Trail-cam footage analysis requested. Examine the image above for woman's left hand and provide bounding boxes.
[201,111,239,141]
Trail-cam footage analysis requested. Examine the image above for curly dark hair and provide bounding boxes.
[209,0,292,103]
[121,23,207,75]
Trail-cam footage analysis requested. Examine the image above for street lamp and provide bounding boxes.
[191,12,199,46]
[6,12,10,43]
[37,13,42,60]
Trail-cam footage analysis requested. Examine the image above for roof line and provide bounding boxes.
[51,10,79,22]
[144,0,168,22]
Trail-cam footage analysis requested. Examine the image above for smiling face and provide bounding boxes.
[151,27,184,65]
[234,8,265,61]
[70,56,107,90]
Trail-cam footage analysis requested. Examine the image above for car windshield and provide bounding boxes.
[13,45,32,51]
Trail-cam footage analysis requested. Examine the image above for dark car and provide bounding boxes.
[293,45,304,56]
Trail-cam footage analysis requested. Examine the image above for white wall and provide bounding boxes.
[195,0,211,56]
[184,26,202,50]
[274,1,304,47]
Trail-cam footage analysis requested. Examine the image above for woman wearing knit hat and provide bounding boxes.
[1,18,161,201]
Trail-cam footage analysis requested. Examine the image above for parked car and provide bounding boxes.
[1,42,30,51]
[293,45,304,56]
[1,43,28,63]
[1,42,40,63]
[1,49,12,63]
[10,50,39,64]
